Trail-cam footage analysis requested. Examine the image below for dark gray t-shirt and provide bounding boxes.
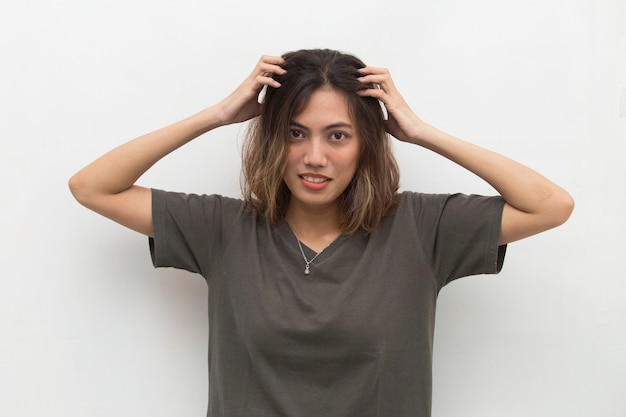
[149,189,506,417]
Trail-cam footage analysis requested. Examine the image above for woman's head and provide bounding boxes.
[243,48,399,234]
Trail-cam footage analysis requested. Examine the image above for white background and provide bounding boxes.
[1,0,625,416]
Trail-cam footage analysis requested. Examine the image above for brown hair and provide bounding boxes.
[242,49,400,235]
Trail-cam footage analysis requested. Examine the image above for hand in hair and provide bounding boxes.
[215,55,286,125]
[68,55,287,237]
[357,66,425,144]
[357,66,573,245]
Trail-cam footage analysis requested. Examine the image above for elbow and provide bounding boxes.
[68,173,80,201]
[68,172,91,207]
[550,189,575,228]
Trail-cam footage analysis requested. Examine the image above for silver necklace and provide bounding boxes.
[293,234,332,275]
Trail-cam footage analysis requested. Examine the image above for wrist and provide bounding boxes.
[195,105,228,132]
[403,119,433,146]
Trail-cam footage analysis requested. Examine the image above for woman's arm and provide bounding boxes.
[357,67,574,245]
[69,55,286,237]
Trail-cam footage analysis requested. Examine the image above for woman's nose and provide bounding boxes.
[303,137,327,167]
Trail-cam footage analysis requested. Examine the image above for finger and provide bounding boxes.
[253,62,287,89]
[258,62,287,75]
[259,55,285,66]
[358,66,395,86]
[357,88,389,120]
[357,66,390,76]
[256,56,287,79]
[358,73,389,83]
[255,74,282,89]
[357,87,385,99]
[358,73,394,90]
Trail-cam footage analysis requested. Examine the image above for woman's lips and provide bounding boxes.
[299,174,331,190]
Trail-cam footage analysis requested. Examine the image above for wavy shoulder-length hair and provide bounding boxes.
[242,48,400,235]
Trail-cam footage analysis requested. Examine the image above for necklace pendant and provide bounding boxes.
[304,266,310,275]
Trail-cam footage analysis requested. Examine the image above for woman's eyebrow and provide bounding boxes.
[290,120,354,131]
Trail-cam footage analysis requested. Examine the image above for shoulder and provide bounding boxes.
[395,191,451,213]
[153,189,244,207]
[375,191,453,235]
[390,191,504,229]
[397,191,503,210]
[151,189,255,222]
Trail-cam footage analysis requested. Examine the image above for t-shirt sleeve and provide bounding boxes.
[148,188,238,277]
[410,192,506,287]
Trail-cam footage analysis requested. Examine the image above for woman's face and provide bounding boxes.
[283,87,360,215]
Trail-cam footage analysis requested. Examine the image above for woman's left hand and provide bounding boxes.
[358,67,574,245]
[357,67,424,144]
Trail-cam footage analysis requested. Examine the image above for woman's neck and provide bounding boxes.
[285,203,342,252]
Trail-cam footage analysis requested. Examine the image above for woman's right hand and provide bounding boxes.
[215,55,286,126]
[69,55,287,237]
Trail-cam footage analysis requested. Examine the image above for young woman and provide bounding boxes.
[69,49,574,417]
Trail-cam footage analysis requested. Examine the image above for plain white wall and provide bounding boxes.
[1,0,624,415]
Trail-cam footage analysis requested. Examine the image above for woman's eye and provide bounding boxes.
[331,132,346,140]
[290,129,303,138]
